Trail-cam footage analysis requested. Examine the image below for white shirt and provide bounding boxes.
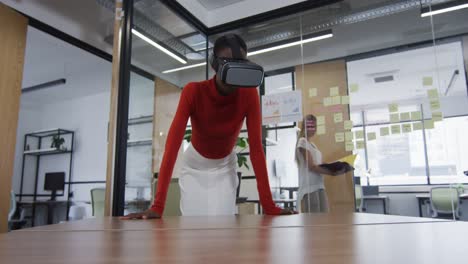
[296,137,325,203]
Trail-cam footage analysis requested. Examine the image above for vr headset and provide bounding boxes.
[210,35,264,88]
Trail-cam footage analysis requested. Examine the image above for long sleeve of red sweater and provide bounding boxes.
[246,90,282,215]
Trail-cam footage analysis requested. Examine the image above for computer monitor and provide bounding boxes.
[44,172,65,201]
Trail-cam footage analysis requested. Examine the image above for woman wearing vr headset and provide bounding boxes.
[122,34,296,220]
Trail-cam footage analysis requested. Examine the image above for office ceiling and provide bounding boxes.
[197,0,246,11]
[11,0,468,97]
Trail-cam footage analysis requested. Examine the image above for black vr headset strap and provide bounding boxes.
[225,34,243,59]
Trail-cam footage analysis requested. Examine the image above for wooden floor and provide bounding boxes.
[0,213,465,264]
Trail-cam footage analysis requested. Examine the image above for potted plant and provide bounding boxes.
[51,135,65,150]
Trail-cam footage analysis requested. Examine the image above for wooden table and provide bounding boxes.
[1,213,463,264]
[18,212,445,232]
[416,193,468,217]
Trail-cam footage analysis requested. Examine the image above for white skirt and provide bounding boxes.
[179,144,238,216]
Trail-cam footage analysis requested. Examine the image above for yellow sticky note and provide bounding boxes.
[344,120,353,130]
[341,95,350,105]
[355,130,364,139]
[316,116,325,126]
[388,103,398,113]
[391,125,401,134]
[330,86,339,96]
[317,125,326,135]
[323,97,332,106]
[335,132,345,142]
[356,141,365,149]
[413,122,423,131]
[334,113,343,123]
[390,113,400,123]
[331,96,341,105]
[308,88,317,97]
[345,131,353,141]
[423,77,433,86]
[430,100,440,111]
[424,120,434,129]
[380,127,389,136]
[432,111,443,122]
[349,83,359,93]
[427,89,439,100]
[345,141,354,152]
[402,123,412,133]
[400,112,410,121]
[411,111,422,121]
[367,132,376,141]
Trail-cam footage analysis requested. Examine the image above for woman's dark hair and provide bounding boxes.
[213,33,247,57]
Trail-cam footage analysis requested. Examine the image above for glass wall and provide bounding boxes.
[118,0,468,220]
[123,0,208,214]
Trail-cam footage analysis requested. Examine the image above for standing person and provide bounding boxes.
[296,114,347,213]
[122,34,295,219]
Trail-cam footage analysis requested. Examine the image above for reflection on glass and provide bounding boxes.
[124,0,208,214]
[118,0,468,219]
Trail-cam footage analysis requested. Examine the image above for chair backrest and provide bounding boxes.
[9,190,16,221]
[90,188,106,217]
[152,178,181,216]
[430,187,460,216]
[354,185,363,212]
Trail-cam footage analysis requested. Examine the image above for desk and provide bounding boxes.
[247,199,296,214]
[363,195,389,214]
[1,214,464,264]
[416,193,468,217]
[279,187,298,199]
[17,200,69,225]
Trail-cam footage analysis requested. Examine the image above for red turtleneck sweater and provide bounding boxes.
[150,77,281,215]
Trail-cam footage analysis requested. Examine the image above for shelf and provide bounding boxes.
[127,138,153,147]
[26,128,73,137]
[24,148,72,156]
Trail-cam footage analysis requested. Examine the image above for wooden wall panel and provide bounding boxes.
[152,78,184,177]
[0,3,28,233]
[104,0,124,217]
[295,60,354,213]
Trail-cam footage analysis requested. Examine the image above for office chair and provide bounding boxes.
[8,190,27,231]
[429,187,461,219]
[90,188,105,217]
[354,185,364,212]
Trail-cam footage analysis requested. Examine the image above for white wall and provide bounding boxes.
[14,91,111,202]
[347,41,468,117]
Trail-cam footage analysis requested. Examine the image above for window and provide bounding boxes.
[347,40,468,185]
